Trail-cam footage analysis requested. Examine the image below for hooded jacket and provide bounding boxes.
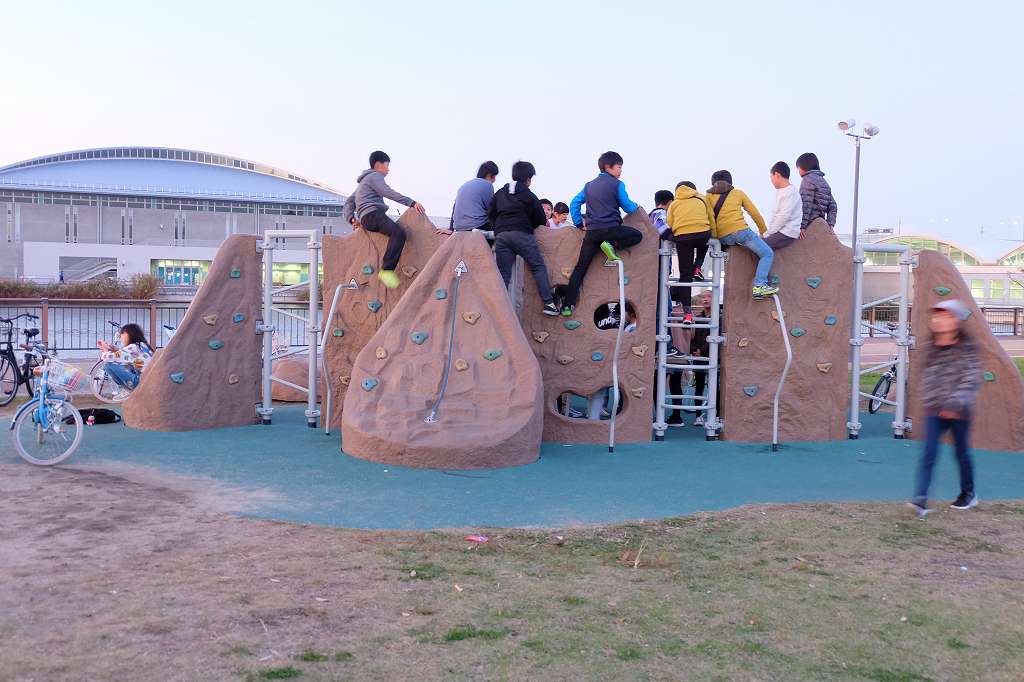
[487,182,547,235]
[920,333,981,415]
[705,181,767,238]
[798,170,837,229]
[666,185,716,237]
[342,169,416,223]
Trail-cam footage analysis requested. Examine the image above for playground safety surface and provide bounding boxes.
[6,405,1022,530]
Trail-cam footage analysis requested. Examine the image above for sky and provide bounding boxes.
[2,0,1023,259]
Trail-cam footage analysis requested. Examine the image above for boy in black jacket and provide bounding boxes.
[488,161,560,316]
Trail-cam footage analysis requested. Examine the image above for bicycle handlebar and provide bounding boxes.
[0,313,39,324]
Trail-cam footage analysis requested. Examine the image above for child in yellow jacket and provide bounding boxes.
[665,181,716,323]
[706,170,777,299]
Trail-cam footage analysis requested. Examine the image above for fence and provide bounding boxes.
[0,297,312,355]
[863,306,1024,336]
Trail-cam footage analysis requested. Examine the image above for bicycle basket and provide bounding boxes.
[47,359,88,393]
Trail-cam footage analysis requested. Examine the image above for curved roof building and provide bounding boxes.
[997,244,1024,267]
[0,146,343,204]
[865,235,983,267]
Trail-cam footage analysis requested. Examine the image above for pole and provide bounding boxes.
[305,236,320,428]
[893,251,912,438]
[770,294,793,451]
[851,137,861,253]
[653,237,672,441]
[609,259,626,453]
[259,240,275,425]
[848,135,864,439]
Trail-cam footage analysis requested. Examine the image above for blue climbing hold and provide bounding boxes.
[805,276,822,289]
[232,313,246,323]
[332,328,344,337]
[483,349,503,361]
[934,286,952,296]
[743,385,758,397]
[361,377,378,391]
[230,268,241,278]
[208,340,224,350]
[435,288,447,300]
[769,274,780,286]
[564,320,582,330]
[623,275,630,285]
[362,264,375,275]
[591,351,604,362]
[410,331,429,345]
[367,300,382,313]
[824,315,837,326]
[983,371,995,382]
[790,327,807,338]
[169,371,185,384]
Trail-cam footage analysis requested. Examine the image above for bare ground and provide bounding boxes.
[1,461,1023,682]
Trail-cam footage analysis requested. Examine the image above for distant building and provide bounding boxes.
[0,146,350,285]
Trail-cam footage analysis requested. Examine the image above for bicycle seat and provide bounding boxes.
[23,328,39,338]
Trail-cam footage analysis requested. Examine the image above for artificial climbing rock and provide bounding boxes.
[124,235,261,430]
[270,357,325,402]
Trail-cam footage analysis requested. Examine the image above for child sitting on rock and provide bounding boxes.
[795,152,838,232]
[706,170,775,299]
[562,151,644,316]
[97,323,153,391]
[650,190,674,239]
[342,150,426,289]
[666,181,716,323]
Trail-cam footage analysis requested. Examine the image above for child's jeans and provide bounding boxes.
[719,228,773,287]
[103,362,140,389]
[912,415,975,506]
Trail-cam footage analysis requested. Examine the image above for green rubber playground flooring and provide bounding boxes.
[7,406,1022,530]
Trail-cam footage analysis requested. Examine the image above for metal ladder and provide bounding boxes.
[653,238,725,441]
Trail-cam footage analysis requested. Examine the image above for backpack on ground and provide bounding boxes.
[64,407,122,425]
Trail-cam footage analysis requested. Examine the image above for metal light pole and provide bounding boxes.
[837,118,879,251]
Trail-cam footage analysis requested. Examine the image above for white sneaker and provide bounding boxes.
[694,415,705,427]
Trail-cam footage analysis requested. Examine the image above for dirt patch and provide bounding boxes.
[2,463,1023,681]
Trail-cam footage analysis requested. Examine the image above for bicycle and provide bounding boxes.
[9,351,86,465]
[0,313,44,408]
[88,321,176,403]
[868,323,909,414]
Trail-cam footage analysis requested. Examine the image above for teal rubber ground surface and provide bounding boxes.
[5,406,1022,530]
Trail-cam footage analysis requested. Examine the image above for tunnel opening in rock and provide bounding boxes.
[593,301,637,330]
[553,387,627,420]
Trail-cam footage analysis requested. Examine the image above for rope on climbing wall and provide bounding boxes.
[771,293,793,451]
[609,259,626,453]
[424,260,468,424]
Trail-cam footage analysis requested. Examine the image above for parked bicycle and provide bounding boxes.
[868,323,909,414]
[9,348,86,465]
[0,313,45,407]
[89,321,176,403]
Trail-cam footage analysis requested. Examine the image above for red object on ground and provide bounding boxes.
[464,535,489,543]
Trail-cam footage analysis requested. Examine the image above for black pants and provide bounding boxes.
[494,231,554,304]
[564,225,643,307]
[360,210,407,271]
[764,231,797,250]
[669,230,711,310]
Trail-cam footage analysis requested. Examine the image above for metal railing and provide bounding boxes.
[862,306,1024,336]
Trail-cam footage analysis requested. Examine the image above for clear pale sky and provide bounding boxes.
[3,1,1022,258]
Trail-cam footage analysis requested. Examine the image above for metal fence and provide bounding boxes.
[862,306,1024,336]
[0,297,312,355]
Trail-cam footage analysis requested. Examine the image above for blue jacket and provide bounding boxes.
[570,172,638,230]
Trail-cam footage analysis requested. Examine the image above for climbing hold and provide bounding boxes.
[631,387,645,398]
[410,331,429,345]
[934,286,952,296]
[339,375,351,386]
[790,327,806,338]
[230,268,241,278]
[435,288,447,300]
[169,371,185,384]
[227,374,239,385]
[361,378,378,391]
[367,300,382,313]
[743,385,758,397]
[564,320,582,330]
[329,328,343,338]
[532,331,549,343]
[232,313,246,323]
[816,362,833,374]
[805,276,822,289]
[375,347,387,360]
[591,351,605,362]
[983,371,995,382]
[631,344,648,358]
[454,358,469,371]
[401,265,417,277]
[561,267,572,280]
[208,339,224,350]
[824,315,837,326]
[483,349,503,361]
[462,311,480,325]
[361,264,375,275]
[202,314,218,326]
[623,275,631,285]
[770,310,780,322]
[769,274,780,286]
[738,338,750,348]
[557,355,574,365]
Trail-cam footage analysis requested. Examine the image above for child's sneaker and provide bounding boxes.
[666,413,683,425]
[600,241,620,262]
[682,312,694,325]
[907,501,932,519]
[752,283,779,299]
[694,415,705,427]
[542,302,560,317]
[950,493,978,510]
[561,305,574,317]
[693,267,706,281]
[378,270,400,289]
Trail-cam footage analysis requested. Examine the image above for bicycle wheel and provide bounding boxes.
[89,359,128,403]
[868,375,893,414]
[0,356,17,407]
[12,399,82,466]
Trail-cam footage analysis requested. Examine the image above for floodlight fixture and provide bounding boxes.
[862,123,880,137]
[837,118,856,132]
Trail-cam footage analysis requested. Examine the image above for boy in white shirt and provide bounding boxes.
[764,161,803,250]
